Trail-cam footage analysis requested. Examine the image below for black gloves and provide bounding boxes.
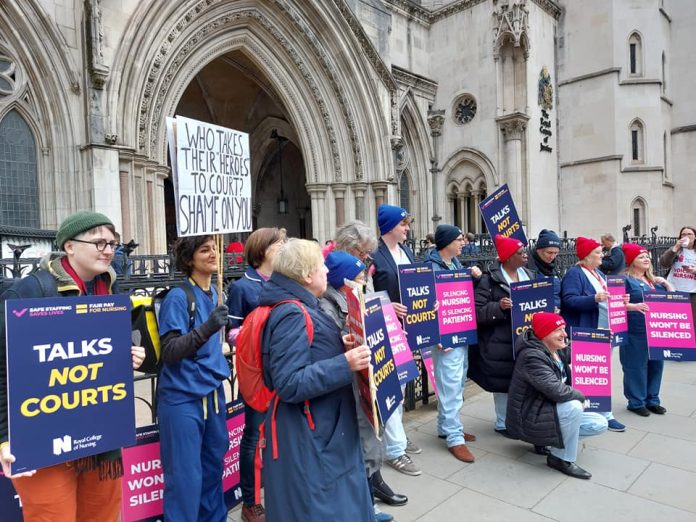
[199,305,229,338]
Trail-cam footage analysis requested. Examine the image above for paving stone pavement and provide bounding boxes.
[227,351,696,521]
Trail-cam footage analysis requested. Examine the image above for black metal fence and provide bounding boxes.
[0,235,678,412]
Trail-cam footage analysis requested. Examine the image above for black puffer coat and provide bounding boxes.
[468,262,534,392]
[505,329,585,448]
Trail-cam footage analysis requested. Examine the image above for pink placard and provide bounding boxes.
[120,429,164,522]
[222,405,245,497]
[644,298,696,350]
[420,348,438,399]
[436,279,476,336]
[570,328,612,412]
[607,275,628,335]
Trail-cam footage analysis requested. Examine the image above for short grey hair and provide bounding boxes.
[272,239,323,284]
[601,233,615,243]
[334,220,377,253]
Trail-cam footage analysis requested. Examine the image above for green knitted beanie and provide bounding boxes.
[56,211,114,250]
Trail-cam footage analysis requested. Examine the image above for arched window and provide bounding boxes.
[398,171,410,213]
[628,32,643,77]
[631,198,647,238]
[0,109,39,228]
[630,119,645,164]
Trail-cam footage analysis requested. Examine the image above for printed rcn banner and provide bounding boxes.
[120,401,245,522]
[570,328,612,412]
[510,278,555,344]
[5,295,135,474]
[607,275,628,345]
[434,269,477,347]
[166,116,252,237]
[364,296,403,425]
[398,263,439,350]
[644,291,696,361]
[420,347,438,399]
[375,292,420,386]
[479,184,528,245]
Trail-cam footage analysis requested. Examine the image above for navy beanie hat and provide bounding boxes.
[435,224,462,250]
[536,229,561,249]
[378,204,409,236]
[326,251,366,289]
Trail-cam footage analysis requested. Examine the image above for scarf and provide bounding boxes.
[60,257,110,295]
[60,257,122,479]
[532,250,557,277]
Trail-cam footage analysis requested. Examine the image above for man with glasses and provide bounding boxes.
[470,235,535,438]
[0,211,145,521]
[424,225,482,462]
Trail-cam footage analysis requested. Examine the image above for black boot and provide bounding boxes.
[372,470,408,506]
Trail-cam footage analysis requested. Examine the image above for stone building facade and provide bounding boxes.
[0,0,692,253]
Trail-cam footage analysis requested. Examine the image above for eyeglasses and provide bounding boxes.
[70,238,119,252]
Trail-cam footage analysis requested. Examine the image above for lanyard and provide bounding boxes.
[581,265,607,292]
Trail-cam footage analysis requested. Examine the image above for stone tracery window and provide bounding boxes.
[0,56,17,96]
[453,95,477,125]
[0,110,39,227]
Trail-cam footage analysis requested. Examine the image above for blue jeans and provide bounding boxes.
[493,392,508,430]
[549,400,608,462]
[158,388,228,522]
[384,386,407,460]
[432,345,469,447]
[240,401,265,506]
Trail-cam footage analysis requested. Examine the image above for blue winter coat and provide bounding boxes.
[561,265,605,329]
[226,266,266,327]
[371,238,415,303]
[423,247,464,272]
[624,276,668,351]
[258,273,374,522]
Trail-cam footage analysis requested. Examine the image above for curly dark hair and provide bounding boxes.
[173,235,214,275]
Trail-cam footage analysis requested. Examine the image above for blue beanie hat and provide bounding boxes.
[536,229,561,249]
[378,204,409,236]
[326,251,366,289]
[435,224,462,250]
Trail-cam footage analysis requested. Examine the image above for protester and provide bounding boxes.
[111,231,128,276]
[423,233,436,255]
[560,236,626,432]
[0,211,145,521]
[526,229,562,311]
[461,232,480,255]
[157,235,231,522]
[319,251,396,522]
[370,204,422,476]
[506,312,607,479]
[257,239,374,522]
[332,221,405,508]
[226,227,286,522]
[424,224,481,462]
[622,243,674,416]
[659,226,696,319]
[470,235,534,437]
[600,233,625,275]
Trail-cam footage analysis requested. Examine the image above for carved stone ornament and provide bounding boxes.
[454,94,477,124]
[86,0,109,90]
[0,56,17,96]
[104,134,118,145]
[538,65,553,110]
[493,0,530,58]
[497,113,529,141]
[427,109,446,137]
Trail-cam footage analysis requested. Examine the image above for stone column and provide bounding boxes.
[307,184,328,243]
[459,193,468,231]
[472,190,484,233]
[333,183,347,228]
[496,113,529,219]
[428,110,445,227]
[372,181,389,209]
[352,182,368,222]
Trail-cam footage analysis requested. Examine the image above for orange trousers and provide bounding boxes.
[11,462,121,522]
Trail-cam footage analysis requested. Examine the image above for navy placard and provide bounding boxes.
[478,184,528,245]
[364,296,402,425]
[510,278,555,346]
[398,263,439,350]
[5,294,136,473]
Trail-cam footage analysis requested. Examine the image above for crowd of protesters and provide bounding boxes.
[0,206,693,522]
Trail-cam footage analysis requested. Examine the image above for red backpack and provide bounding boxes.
[235,299,316,504]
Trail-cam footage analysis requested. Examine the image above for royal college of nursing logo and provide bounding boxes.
[538,66,553,110]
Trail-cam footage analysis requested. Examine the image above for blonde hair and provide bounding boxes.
[272,238,323,284]
[625,254,657,283]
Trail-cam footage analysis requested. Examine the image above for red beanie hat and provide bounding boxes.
[622,243,648,267]
[531,312,567,340]
[575,236,601,260]
[495,235,524,262]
